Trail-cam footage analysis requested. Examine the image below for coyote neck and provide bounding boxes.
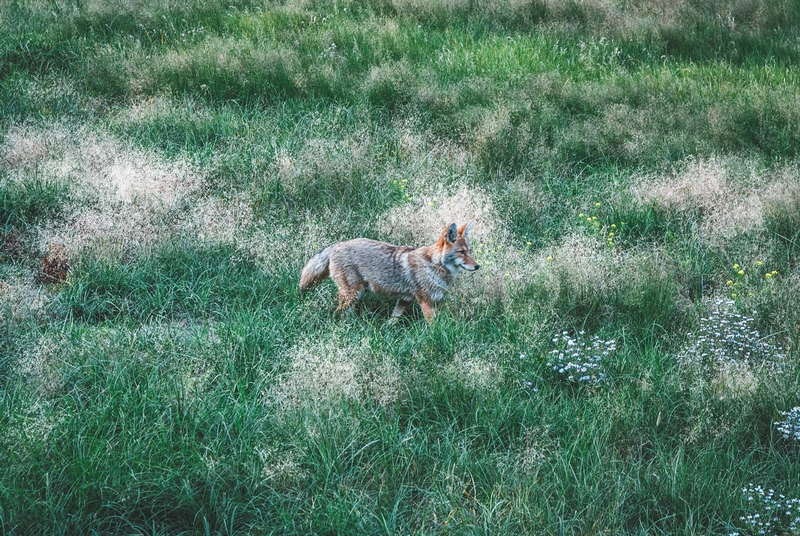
[413,243,455,288]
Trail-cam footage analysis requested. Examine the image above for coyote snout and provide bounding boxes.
[299,222,479,322]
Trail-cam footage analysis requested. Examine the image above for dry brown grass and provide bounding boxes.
[275,132,375,195]
[445,350,504,391]
[381,182,495,242]
[539,233,615,300]
[35,243,70,285]
[529,230,689,327]
[14,333,65,398]
[762,169,800,242]
[0,276,53,323]
[711,360,758,400]
[268,336,405,411]
[631,156,787,244]
[2,123,201,258]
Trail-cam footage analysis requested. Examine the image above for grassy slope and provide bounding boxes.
[1,0,800,534]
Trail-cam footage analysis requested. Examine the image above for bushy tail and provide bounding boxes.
[299,247,332,292]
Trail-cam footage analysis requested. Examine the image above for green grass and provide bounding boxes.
[0,175,69,230]
[2,0,800,534]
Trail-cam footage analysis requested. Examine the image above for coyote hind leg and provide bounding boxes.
[335,287,363,317]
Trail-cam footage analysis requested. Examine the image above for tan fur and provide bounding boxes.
[299,222,479,322]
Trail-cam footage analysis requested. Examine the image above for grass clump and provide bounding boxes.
[763,179,800,258]
[0,175,69,231]
[2,0,800,534]
[0,174,70,264]
[63,240,289,322]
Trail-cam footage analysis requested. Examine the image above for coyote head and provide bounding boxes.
[441,221,480,273]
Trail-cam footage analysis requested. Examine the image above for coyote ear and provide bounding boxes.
[458,221,474,238]
[445,223,458,244]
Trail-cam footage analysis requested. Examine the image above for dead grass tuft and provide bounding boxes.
[495,425,553,480]
[2,123,201,258]
[762,171,800,243]
[180,191,339,276]
[295,134,373,185]
[632,156,774,243]
[537,233,615,308]
[382,181,496,242]
[184,195,254,246]
[445,351,504,391]
[256,445,306,490]
[2,126,56,168]
[0,276,52,323]
[269,337,404,411]
[633,157,727,213]
[711,361,758,401]
[15,333,65,398]
[531,232,687,326]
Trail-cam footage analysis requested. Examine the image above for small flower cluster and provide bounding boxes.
[320,42,338,58]
[179,26,205,42]
[577,202,625,248]
[391,178,411,201]
[680,299,786,374]
[545,331,615,384]
[775,407,800,441]
[726,261,779,300]
[737,484,800,536]
[474,239,505,269]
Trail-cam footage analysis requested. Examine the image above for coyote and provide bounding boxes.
[299,222,480,322]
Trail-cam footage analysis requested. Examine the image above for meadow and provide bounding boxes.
[1,0,800,534]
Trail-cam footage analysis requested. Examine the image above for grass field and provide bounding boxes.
[2,0,800,534]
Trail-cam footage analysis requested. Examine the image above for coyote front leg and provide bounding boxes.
[417,296,437,323]
[387,298,412,324]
